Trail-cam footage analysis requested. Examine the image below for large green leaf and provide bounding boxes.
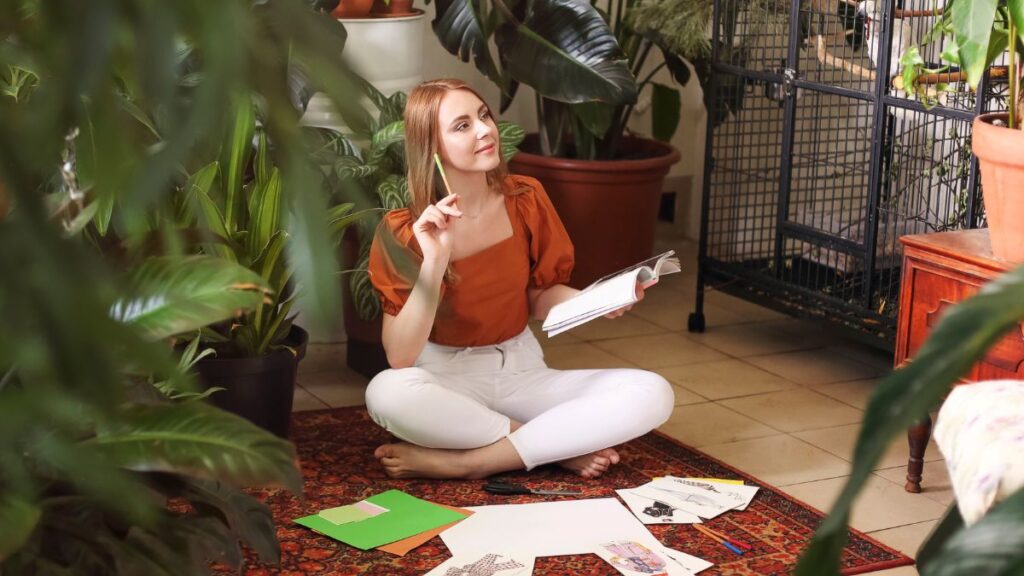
[367,120,406,167]
[221,94,255,231]
[88,402,302,493]
[432,0,505,90]
[247,167,283,259]
[950,0,998,88]
[1011,0,1024,45]
[0,495,40,560]
[180,478,279,563]
[111,256,272,341]
[651,82,680,142]
[497,120,524,160]
[494,0,636,105]
[921,489,1024,576]
[571,101,615,138]
[796,265,1024,575]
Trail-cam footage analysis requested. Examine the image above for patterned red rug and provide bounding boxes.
[241,406,913,575]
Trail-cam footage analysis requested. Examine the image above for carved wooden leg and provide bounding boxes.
[905,415,933,493]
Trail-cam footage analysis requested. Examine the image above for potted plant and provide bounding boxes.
[168,97,372,437]
[900,0,1024,261]
[308,82,525,378]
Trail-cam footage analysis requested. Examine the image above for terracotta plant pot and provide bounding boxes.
[510,135,681,287]
[331,0,374,18]
[973,112,1024,262]
[372,0,415,16]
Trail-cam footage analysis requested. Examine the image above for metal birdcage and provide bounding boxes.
[688,0,1007,346]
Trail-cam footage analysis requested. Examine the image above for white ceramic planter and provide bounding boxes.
[301,11,427,131]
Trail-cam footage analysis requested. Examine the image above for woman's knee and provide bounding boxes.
[364,367,432,424]
[630,370,675,426]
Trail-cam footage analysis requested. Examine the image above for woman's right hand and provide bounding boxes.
[412,193,463,264]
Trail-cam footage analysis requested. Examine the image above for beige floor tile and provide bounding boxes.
[685,322,817,358]
[810,379,879,409]
[542,342,638,370]
[627,287,693,331]
[876,461,955,506]
[593,333,728,369]
[658,403,780,447]
[720,389,864,433]
[826,343,896,372]
[655,380,708,406]
[746,349,886,386]
[781,474,948,532]
[292,386,329,411]
[704,291,788,323]
[570,314,667,342]
[302,379,368,408]
[794,424,944,471]
[299,343,348,376]
[869,520,938,558]
[701,435,851,486]
[656,359,797,400]
[760,318,848,348]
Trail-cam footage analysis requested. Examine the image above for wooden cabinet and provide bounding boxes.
[896,229,1024,492]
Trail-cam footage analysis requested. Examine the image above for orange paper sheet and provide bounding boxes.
[376,503,473,556]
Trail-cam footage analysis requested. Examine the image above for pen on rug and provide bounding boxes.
[693,524,744,555]
[700,525,752,551]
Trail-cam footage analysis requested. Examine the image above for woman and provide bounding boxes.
[365,78,674,480]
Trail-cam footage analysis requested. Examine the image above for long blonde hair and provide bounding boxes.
[403,78,513,219]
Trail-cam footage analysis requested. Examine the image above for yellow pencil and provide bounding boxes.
[433,153,454,197]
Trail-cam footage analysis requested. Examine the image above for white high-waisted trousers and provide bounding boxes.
[364,326,675,470]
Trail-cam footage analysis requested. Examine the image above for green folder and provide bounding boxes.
[294,490,468,550]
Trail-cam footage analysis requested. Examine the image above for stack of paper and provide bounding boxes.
[618,477,759,524]
[439,498,713,575]
[294,490,469,552]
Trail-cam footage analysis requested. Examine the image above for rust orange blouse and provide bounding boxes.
[367,175,574,347]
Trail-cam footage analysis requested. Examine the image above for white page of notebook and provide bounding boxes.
[440,498,661,558]
[543,270,640,331]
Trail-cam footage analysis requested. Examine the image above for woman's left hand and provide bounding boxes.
[604,281,645,319]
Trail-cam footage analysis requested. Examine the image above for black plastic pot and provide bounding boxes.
[193,325,308,438]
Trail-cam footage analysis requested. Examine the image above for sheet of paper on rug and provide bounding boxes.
[423,552,534,576]
[319,500,389,525]
[593,539,691,576]
[653,477,760,512]
[440,498,663,557]
[376,504,474,556]
[615,489,702,524]
[294,489,467,550]
[662,547,714,574]
[630,481,737,520]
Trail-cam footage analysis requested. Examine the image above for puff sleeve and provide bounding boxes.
[367,209,424,316]
[513,175,575,288]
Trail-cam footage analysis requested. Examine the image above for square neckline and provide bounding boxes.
[450,194,518,264]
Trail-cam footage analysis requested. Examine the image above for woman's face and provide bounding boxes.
[436,88,500,174]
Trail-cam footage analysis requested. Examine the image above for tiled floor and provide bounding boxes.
[294,223,952,575]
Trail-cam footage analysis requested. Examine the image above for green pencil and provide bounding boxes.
[433,153,454,197]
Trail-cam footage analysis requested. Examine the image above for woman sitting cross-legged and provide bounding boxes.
[364,77,675,480]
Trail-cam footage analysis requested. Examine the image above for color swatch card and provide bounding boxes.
[318,500,388,525]
[424,552,534,576]
[295,490,467,550]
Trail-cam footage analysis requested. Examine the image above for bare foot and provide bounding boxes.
[374,442,470,479]
[559,448,620,479]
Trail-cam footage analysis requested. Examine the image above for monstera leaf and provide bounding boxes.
[432,0,636,106]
